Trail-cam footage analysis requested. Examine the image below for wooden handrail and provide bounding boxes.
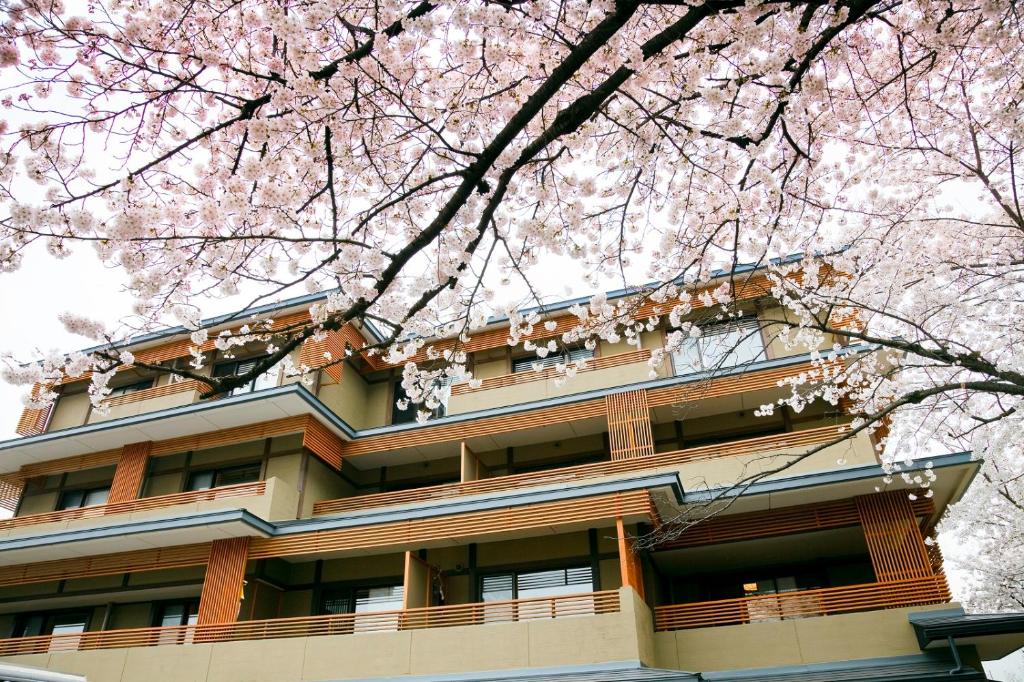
[0,481,267,531]
[653,575,950,631]
[0,590,621,655]
[314,424,847,516]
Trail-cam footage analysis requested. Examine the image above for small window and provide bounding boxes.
[391,377,451,425]
[671,317,765,375]
[319,584,404,632]
[154,601,199,627]
[56,486,110,510]
[480,566,595,621]
[12,610,91,638]
[108,379,155,397]
[512,345,594,374]
[185,462,261,492]
[481,566,594,601]
[213,357,278,396]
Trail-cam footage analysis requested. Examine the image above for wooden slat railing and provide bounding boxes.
[314,424,846,516]
[653,575,950,631]
[0,590,620,655]
[104,379,203,408]
[0,481,267,531]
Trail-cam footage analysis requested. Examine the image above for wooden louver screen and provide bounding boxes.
[606,390,654,460]
[107,442,152,504]
[0,477,24,514]
[197,537,251,625]
[856,492,933,582]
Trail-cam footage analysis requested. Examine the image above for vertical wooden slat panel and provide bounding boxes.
[197,538,251,625]
[605,390,654,460]
[15,385,52,437]
[856,492,932,582]
[107,442,152,504]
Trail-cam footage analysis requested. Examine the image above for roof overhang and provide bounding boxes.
[0,662,87,682]
[0,509,273,566]
[0,384,355,475]
[911,608,1024,661]
[665,451,979,528]
[0,347,871,474]
[700,653,984,681]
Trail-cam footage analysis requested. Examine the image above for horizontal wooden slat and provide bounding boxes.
[656,496,934,551]
[256,490,654,559]
[450,350,652,396]
[654,575,950,631]
[0,590,621,655]
[19,415,317,480]
[302,417,343,470]
[316,425,845,516]
[0,544,212,588]
[0,482,266,531]
[104,379,203,408]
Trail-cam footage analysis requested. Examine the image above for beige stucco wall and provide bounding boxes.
[758,305,839,360]
[672,429,877,493]
[653,603,954,672]
[318,367,372,429]
[87,390,202,425]
[447,360,654,415]
[2,587,652,682]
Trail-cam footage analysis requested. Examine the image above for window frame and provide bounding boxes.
[184,461,262,492]
[107,378,156,397]
[11,608,93,639]
[479,564,595,602]
[390,375,452,425]
[510,344,595,375]
[55,485,111,511]
[212,355,279,396]
[669,316,766,376]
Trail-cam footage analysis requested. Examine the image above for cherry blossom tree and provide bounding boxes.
[0,0,1022,608]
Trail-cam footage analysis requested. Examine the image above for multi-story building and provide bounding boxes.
[0,266,1020,682]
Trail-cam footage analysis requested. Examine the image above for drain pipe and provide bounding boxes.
[947,635,965,675]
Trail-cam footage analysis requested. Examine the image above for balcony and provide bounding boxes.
[653,575,951,631]
[0,478,299,537]
[0,590,621,656]
[314,424,855,516]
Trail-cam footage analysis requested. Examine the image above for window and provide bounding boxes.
[154,601,199,627]
[671,317,765,375]
[480,566,595,621]
[212,357,278,396]
[152,600,199,644]
[56,486,110,510]
[320,584,405,615]
[185,462,261,492]
[108,379,154,397]
[12,610,91,639]
[391,377,451,425]
[512,345,594,374]
[319,584,404,632]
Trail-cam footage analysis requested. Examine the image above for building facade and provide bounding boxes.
[0,271,1017,681]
